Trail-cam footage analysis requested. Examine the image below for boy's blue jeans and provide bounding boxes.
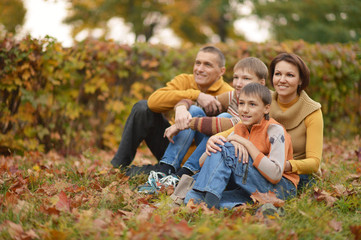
[184,142,297,209]
[160,106,232,173]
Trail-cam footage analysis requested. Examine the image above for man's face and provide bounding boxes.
[233,69,265,97]
[193,51,225,92]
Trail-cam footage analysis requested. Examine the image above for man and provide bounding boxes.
[111,46,234,173]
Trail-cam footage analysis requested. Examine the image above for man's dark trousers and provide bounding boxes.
[111,100,170,168]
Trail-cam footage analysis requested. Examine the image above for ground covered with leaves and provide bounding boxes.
[1,136,361,239]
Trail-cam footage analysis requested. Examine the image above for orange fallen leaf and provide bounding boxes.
[117,209,135,220]
[350,225,361,240]
[250,190,285,207]
[185,199,218,214]
[40,206,60,216]
[172,219,193,237]
[55,191,70,212]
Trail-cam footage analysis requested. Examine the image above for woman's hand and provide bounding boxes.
[163,125,180,144]
[229,140,249,163]
[206,135,227,155]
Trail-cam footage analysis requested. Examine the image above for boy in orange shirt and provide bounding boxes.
[184,83,299,209]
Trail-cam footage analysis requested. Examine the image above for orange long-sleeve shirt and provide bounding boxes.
[233,118,298,186]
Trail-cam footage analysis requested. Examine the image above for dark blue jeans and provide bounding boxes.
[184,142,297,209]
[111,100,170,168]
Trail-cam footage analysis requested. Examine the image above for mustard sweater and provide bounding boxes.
[217,91,323,175]
[147,73,233,113]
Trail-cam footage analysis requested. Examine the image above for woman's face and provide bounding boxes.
[272,61,301,103]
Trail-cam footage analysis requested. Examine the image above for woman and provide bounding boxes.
[269,52,323,188]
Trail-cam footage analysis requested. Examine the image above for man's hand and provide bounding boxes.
[174,105,191,130]
[206,135,227,155]
[197,92,222,116]
[164,125,180,144]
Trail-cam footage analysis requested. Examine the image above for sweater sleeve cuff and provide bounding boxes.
[253,153,265,167]
[174,99,193,110]
[189,118,197,130]
[289,160,297,173]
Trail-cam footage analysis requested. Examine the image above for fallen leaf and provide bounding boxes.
[40,206,60,216]
[332,184,346,197]
[136,204,155,222]
[6,220,39,240]
[93,218,107,230]
[4,192,19,206]
[250,190,285,207]
[350,225,361,240]
[346,174,361,182]
[117,209,135,220]
[55,191,70,212]
[355,147,361,161]
[172,219,193,237]
[7,221,24,239]
[313,188,337,206]
[46,229,68,240]
[185,199,218,214]
[328,219,342,232]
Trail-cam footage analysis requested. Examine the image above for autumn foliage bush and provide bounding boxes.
[0,35,360,155]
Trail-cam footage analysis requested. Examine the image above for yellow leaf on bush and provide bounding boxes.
[33,165,40,171]
[22,71,31,81]
[106,100,125,113]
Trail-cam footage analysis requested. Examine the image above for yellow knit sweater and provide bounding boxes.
[148,73,233,113]
[270,91,323,175]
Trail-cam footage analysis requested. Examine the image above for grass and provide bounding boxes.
[0,136,360,239]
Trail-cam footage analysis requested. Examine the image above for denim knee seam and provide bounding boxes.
[160,129,194,169]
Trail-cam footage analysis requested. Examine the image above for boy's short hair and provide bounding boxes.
[199,46,226,67]
[239,83,272,120]
[234,57,268,80]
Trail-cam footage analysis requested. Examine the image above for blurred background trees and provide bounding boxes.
[252,0,361,43]
[63,0,246,44]
[0,0,26,34]
[1,0,360,44]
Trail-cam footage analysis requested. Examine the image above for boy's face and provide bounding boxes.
[238,93,270,131]
[233,69,265,97]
